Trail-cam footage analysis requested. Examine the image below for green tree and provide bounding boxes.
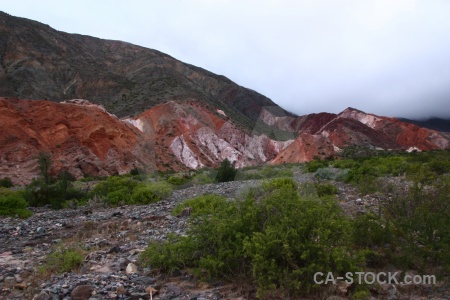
[38,152,52,185]
[215,159,237,182]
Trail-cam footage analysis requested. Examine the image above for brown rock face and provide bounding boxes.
[0,98,156,184]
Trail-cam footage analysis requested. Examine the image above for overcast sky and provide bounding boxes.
[2,0,450,119]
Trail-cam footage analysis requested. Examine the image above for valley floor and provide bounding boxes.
[1,172,449,299]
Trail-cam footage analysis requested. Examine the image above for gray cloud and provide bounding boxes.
[2,0,450,119]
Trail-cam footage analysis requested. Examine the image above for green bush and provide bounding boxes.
[427,159,450,175]
[0,177,13,188]
[23,154,85,208]
[191,169,216,185]
[129,168,143,176]
[0,189,32,218]
[88,176,137,206]
[141,178,362,298]
[335,169,350,182]
[260,166,293,179]
[146,181,173,199]
[353,213,392,248]
[315,182,338,197]
[88,177,172,206]
[172,194,228,216]
[332,159,359,170]
[130,184,159,204]
[167,176,187,185]
[40,247,84,274]
[305,158,329,172]
[216,159,237,182]
[382,176,450,273]
[315,167,335,180]
[107,188,129,206]
[356,175,380,194]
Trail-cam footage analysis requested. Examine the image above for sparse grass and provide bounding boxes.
[39,246,85,275]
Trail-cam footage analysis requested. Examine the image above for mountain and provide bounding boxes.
[2,97,448,185]
[0,12,449,184]
[0,98,153,184]
[272,108,450,164]
[398,117,450,133]
[0,97,292,184]
[0,11,294,137]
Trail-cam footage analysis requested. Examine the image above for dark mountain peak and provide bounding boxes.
[398,117,450,132]
[341,107,366,114]
[0,11,291,134]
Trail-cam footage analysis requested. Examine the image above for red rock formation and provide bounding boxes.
[271,108,450,164]
[1,97,449,184]
[0,98,292,184]
[0,98,156,184]
[127,101,292,169]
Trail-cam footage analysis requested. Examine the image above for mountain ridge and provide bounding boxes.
[397,117,450,132]
[0,10,295,136]
[1,12,450,183]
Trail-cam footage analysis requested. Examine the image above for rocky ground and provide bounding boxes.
[1,173,449,300]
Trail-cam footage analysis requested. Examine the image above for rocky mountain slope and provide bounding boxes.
[398,117,450,133]
[0,11,294,136]
[0,97,292,184]
[272,107,450,164]
[0,98,155,184]
[2,97,449,185]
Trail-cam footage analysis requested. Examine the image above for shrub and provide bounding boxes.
[107,188,129,206]
[172,194,228,216]
[305,158,328,172]
[356,175,379,195]
[335,169,350,182]
[315,167,335,180]
[88,177,172,206]
[146,181,173,199]
[88,176,137,206]
[352,213,392,248]
[427,159,450,175]
[191,170,216,185]
[262,177,298,192]
[216,159,237,182]
[40,247,84,274]
[130,184,159,204]
[141,178,362,298]
[315,182,338,197]
[0,189,32,218]
[23,154,85,208]
[382,176,450,273]
[129,168,143,176]
[0,177,13,188]
[167,176,187,185]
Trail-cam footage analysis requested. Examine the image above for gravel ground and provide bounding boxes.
[1,175,448,300]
